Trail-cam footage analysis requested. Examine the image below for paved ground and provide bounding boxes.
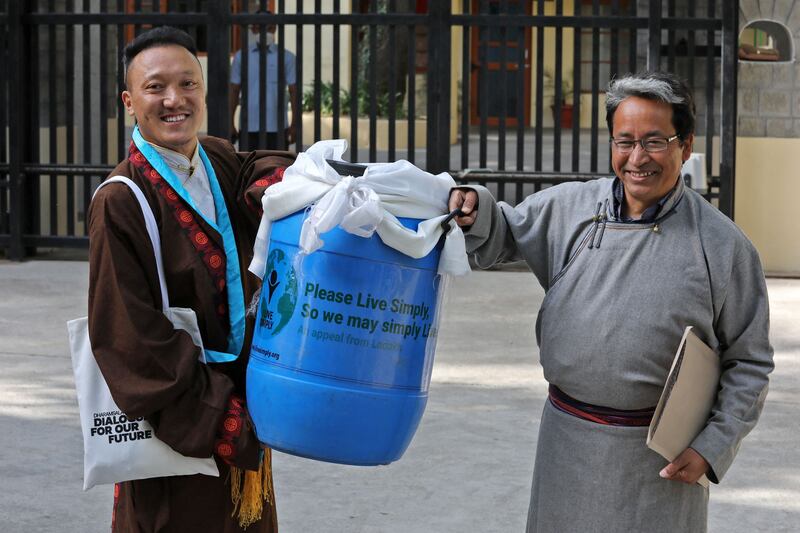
[0,257,797,532]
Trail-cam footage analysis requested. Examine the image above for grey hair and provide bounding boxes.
[605,71,696,139]
[606,77,684,108]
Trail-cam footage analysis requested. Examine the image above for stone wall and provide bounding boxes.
[738,0,800,138]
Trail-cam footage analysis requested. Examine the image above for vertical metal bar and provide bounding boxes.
[705,0,714,183]
[687,1,695,90]
[515,18,525,172]
[719,0,736,219]
[189,0,199,46]
[426,0,451,173]
[314,0,322,142]
[647,0,662,71]
[628,0,637,72]
[117,0,125,161]
[258,12,267,148]
[48,0,58,235]
[478,0,488,168]
[66,0,75,237]
[571,1,582,172]
[666,0,675,72]
[332,0,341,139]
[100,3,109,168]
[610,0,619,79]
[239,0,249,150]
[29,0,41,243]
[276,1,286,150]
[82,0,91,236]
[497,2,508,172]
[407,18,415,163]
[7,0,26,258]
[0,1,7,236]
[350,1,359,162]
[590,0,599,172]
[460,14,470,170]
[134,0,142,36]
[387,0,397,162]
[206,0,230,139]
[553,0,563,172]
[294,0,304,152]
[369,0,377,161]
[534,0,544,171]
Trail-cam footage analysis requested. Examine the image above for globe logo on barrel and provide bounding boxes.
[259,248,297,336]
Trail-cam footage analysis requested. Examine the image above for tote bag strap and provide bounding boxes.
[92,176,170,311]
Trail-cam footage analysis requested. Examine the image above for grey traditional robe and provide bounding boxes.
[464,177,773,532]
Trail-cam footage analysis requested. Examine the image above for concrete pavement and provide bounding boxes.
[0,258,797,532]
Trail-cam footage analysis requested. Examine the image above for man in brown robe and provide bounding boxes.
[87,26,294,532]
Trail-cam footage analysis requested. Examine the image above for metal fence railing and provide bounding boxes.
[0,0,737,260]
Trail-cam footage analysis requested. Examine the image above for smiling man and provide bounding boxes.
[88,27,293,533]
[448,71,773,532]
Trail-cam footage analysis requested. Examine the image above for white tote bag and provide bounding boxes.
[68,176,219,490]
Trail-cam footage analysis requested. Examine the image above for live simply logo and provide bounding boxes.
[258,247,298,336]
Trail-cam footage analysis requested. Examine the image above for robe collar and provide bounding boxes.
[608,175,685,223]
[132,126,246,363]
[146,141,202,185]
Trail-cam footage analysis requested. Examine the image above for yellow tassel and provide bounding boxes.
[230,448,273,529]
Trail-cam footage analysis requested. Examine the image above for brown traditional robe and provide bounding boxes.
[87,136,294,533]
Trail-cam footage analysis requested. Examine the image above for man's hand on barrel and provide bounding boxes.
[448,188,479,228]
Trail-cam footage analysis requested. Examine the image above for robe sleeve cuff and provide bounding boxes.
[459,185,494,250]
[214,394,261,471]
[690,423,737,484]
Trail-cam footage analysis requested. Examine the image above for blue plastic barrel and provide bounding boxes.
[247,210,443,465]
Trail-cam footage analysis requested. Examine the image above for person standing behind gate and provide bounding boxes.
[230,10,298,150]
[448,71,773,532]
[89,26,294,532]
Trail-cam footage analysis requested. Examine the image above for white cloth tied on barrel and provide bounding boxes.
[248,139,471,279]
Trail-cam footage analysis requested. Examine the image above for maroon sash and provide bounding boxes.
[548,384,655,427]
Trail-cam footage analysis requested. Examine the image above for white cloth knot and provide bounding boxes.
[299,176,384,254]
[248,139,471,279]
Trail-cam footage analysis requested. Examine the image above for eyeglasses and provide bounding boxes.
[609,135,680,154]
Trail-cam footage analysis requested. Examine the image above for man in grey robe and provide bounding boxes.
[448,71,773,532]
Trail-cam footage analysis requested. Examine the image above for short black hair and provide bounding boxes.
[605,71,696,141]
[122,26,199,85]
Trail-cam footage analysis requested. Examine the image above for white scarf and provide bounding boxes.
[248,139,470,279]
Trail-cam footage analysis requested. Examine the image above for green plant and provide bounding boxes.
[302,81,407,119]
[301,81,348,115]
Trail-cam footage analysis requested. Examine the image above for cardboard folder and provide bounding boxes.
[647,326,720,488]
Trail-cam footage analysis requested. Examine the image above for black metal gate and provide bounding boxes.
[0,0,737,260]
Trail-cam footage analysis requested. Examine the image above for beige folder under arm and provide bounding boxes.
[647,326,720,488]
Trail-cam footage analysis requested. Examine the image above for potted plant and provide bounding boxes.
[300,80,452,150]
[544,69,574,128]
